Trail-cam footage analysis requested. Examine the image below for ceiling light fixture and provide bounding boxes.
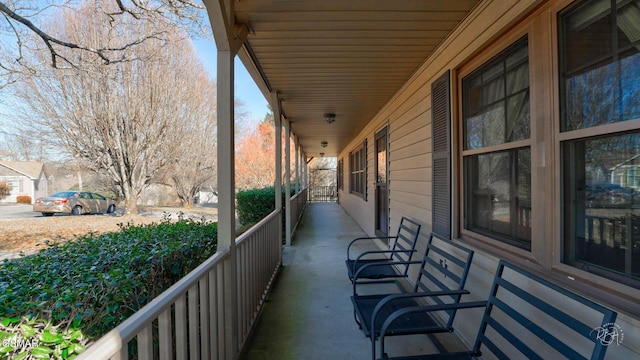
[323,113,336,124]
[321,141,328,148]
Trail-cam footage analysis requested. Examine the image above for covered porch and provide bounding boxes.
[243,202,463,360]
[79,0,640,358]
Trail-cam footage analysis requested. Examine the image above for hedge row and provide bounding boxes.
[236,186,295,226]
[0,215,218,356]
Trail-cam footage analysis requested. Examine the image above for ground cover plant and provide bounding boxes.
[0,215,217,359]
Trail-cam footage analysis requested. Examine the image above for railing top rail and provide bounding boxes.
[79,249,230,358]
[236,208,282,246]
[290,187,308,201]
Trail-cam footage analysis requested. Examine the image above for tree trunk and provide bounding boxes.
[124,198,138,215]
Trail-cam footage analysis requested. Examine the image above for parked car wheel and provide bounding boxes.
[71,205,83,216]
[107,204,116,214]
[42,212,54,217]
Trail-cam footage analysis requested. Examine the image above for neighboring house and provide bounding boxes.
[0,160,48,204]
[196,189,218,204]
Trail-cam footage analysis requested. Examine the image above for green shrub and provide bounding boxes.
[16,196,32,204]
[0,216,218,341]
[236,186,295,226]
[236,187,276,225]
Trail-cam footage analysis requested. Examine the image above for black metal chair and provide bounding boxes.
[378,260,618,360]
[346,217,421,285]
[351,234,476,360]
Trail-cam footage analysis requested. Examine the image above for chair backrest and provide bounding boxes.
[472,260,618,360]
[413,234,475,327]
[388,217,422,275]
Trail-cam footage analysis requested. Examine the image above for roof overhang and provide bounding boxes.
[207,0,481,157]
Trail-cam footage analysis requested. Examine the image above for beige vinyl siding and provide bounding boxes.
[338,0,640,357]
[340,134,374,234]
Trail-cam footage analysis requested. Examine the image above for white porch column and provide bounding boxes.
[285,120,292,246]
[210,1,249,356]
[304,152,308,189]
[294,135,300,194]
[271,92,283,252]
[298,142,303,191]
[217,48,238,360]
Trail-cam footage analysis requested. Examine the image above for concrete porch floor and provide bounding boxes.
[242,202,461,360]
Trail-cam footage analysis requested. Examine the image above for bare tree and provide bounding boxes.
[160,83,218,208]
[309,157,337,187]
[12,5,217,214]
[0,0,207,88]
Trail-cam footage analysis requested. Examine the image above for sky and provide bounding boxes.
[193,39,270,126]
[0,37,270,141]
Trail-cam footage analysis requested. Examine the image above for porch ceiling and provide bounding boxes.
[221,0,480,157]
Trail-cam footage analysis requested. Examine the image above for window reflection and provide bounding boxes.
[560,0,640,131]
[563,133,640,285]
[465,148,531,250]
[464,37,530,149]
[377,137,386,183]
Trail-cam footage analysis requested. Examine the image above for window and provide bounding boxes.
[560,0,640,287]
[462,37,532,250]
[560,0,640,131]
[349,139,367,199]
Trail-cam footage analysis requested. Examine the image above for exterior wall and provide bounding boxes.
[339,133,375,234]
[0,166,35,203]
[338,0,640,358]
[34,170,48,201]
[0,163,46,203]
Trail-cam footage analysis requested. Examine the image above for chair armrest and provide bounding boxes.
[355,248,415,262]
[353,248,416,268]
[353,259,422,295]
[378,302,487,358]
[371,290,472,332]
[347,236,397,260]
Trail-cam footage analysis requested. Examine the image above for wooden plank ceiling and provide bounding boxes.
[232,0,480,157]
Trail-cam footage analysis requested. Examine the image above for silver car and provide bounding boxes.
[33,191,117,217]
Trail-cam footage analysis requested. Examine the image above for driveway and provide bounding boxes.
[0,204,40,220]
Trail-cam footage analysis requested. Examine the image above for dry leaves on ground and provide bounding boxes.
[0,215,165,253]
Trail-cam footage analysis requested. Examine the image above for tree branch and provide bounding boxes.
[0,1,111,66]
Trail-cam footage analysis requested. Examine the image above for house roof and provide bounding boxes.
[0,161,45,179]
[212,0,481,157]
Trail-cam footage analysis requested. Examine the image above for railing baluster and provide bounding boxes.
[137,325,153,360]
[158,309,173,360]
[188,284,200,360]
[118,346,127,360]
[209,268,219,360]
[217,260,226,359]
[175,295,188,360]
[199,276,210,359]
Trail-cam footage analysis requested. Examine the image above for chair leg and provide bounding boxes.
[371,335,377,360]
[353,309,362,329]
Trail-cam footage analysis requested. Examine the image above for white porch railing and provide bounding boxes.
[290,187,308,234]
[78,209,283,360]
